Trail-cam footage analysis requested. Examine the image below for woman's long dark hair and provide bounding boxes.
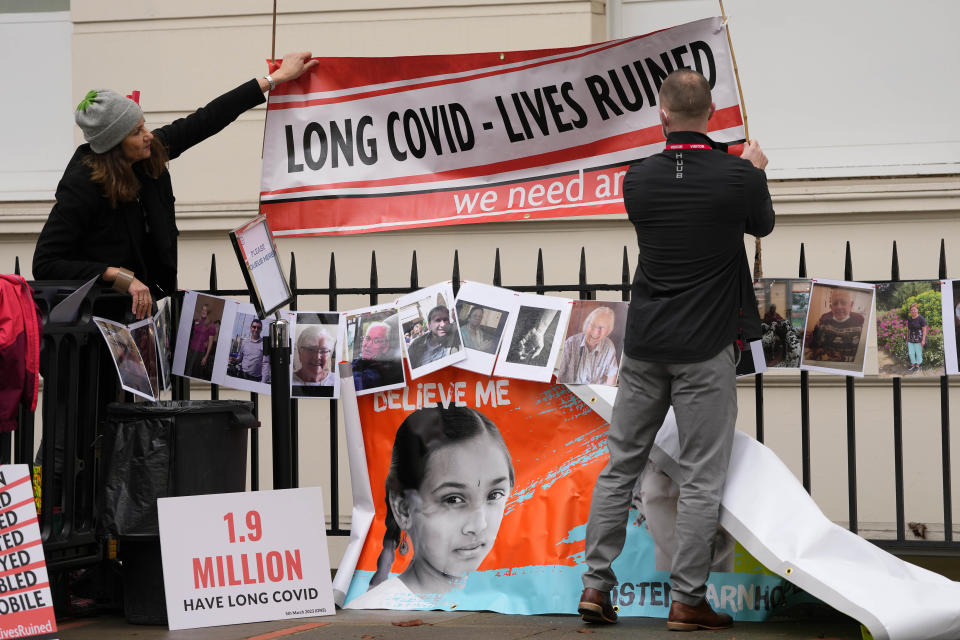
[83,136,169,208]
[367,405,514,589]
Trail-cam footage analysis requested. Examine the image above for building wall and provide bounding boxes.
[614,0,960,179]
[0,2,72,200]
[1,1,958,546]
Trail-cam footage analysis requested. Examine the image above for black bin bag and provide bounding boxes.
[99,400,258,537]
[98,400,258,625]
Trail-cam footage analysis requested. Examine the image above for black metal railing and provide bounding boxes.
[11,283,126,575]
[5,240,958,570]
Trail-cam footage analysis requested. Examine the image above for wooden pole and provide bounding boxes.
[719,0,748,140]
[260,1,280,167]
[719,0,762,278]
[271,0,278,63]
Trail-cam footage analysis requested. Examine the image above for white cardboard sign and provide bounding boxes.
[230,215,292,317]
[158,487,334,630]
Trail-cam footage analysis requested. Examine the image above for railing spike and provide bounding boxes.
[535,249,544,294]
[890,241,900,281]
[369,250,378,305]
[621,247,630,302]
[578,248,591,300]
[451,251,460,295]
[328,252,338,312]
[939,239,947,279]
[289,252,298,311]
[844,242,853,281]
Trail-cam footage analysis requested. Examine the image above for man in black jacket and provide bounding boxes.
[578,69,774,632]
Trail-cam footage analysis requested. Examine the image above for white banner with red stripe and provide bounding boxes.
[260,17,743,237]
[0,465,57,639]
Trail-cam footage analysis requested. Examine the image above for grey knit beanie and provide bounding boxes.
[74,89,143,154]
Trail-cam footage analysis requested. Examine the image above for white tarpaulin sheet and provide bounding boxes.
[572,384,960,640]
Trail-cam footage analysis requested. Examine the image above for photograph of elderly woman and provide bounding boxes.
[874,281,943,378]
[346,405,514,609]
[292,312,341,398]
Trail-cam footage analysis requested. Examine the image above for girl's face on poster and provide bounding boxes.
[395,434,512,586]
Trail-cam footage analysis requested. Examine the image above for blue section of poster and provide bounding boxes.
[344,508,810,619]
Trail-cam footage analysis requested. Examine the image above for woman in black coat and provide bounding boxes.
[33,51,318,319]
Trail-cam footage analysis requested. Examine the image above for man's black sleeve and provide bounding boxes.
[744,166,775,238]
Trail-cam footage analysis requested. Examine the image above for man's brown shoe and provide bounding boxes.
[578,587,618,624]
[667,600,733,631]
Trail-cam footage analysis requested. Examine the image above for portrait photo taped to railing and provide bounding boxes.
[406,305,461,369]
[577,69,774,632]
[32,52,318,320]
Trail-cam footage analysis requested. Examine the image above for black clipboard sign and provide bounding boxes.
[229,215,293,319]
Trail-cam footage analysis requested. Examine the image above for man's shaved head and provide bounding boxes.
[659,69,712,122]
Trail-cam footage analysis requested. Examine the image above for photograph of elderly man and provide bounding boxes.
[805,287,865,363]
[351,317,404,393]
[556,302,627,385]
[801,283,873,376]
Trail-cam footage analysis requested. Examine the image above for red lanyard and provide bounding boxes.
[664,143,711,150]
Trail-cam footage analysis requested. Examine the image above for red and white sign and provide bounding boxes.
[158,488,334,630]
[0,465,57,640]
[260,17,743,236]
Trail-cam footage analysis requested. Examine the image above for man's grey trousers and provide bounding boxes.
[581,346,737,606]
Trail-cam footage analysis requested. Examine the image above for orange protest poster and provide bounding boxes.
[339,368,800,618]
